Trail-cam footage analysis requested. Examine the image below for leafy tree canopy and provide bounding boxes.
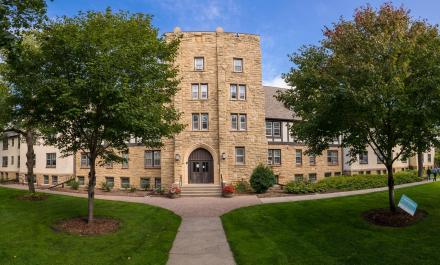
[278,3,440,211]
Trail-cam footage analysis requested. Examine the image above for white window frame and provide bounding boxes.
[191,84,199,99]
[231,114,238,130]
[192,113,200,131]
[238,85,246,100]
[233,58,243,72]
[235,147,245,164]
[359,151,368,164]
[194,57,204,71]
[327,150,339,165]
[200,84,208,99]
[230,84,237,100]
[295,149,302,165]
[239,114,247,131]
[46,153,57,168]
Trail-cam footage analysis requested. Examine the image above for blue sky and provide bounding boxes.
[47,0,440,87]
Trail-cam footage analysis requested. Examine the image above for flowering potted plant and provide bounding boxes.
[168,184,181,199]
[222,184,235,198]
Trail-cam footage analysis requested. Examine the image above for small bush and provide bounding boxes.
[129,186,137,193]
[70,180,80,190]
[235,180,252,193]
[121,183,130,191]
[101,182,112,192]
[285,170,422,194]
[250,164,276,193]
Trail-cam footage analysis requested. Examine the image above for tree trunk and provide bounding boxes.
[87,155,96,223]
[417,152,424,178]
[386,164,396,212]
[25,130,35,194]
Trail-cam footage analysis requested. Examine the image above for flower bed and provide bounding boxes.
[285,170,423,194]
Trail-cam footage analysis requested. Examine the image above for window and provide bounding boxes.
[194,57,204,71]
[268,149,281,165]
[366,171,371,175]
[104,161,113,168]
[272,122,281,137]
[140,178,150,190]
[238,85,246,100]
[327,150,339,165]
[17,156,20,168]
[200,84,208,99]
[11,156,14,165]
[428,153,432,163]
[80,153,90,168]
[192,113,209,131]
[231,114,247,131]
[233,58,243,72]
[145,151,161,168]
[191,83,208,99]
[230,84,237,99]
[2,138,8,150]
[121,177,130,188]
[17,136,20,149]
[46,153,57,168]
[192,113,199,130]
[239,114,247,130]
[52,175,58,185]
[11,138,14,147]
[265,121,272,136]
[295,149,302,165]
[78,176,85,185]
[401,157,407,163]
[334,172,341,176]
[231,114,238,130]
[294,174,304,182]
[154,177,161,189]
[105,177,114,188]
[201,113,209,130]
[235,147,245,164]
[309,155,316,166]
[359,151,368,164]
[191,84,199,99]
[308,173,317,183]
[122,152,129,168]
[43,175,49,185]
[2,157,7,167]
[230,84,246,100]
[325,172,332,177]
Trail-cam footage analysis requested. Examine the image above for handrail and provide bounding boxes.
[48,176,76,189]
[220,174,224,189]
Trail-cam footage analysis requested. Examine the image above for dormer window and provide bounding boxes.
[194,57,204,71]
[233,58,243,72]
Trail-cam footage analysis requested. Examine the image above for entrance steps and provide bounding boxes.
[180,184,222,197]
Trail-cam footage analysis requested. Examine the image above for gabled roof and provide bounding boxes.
[264,86,299,121]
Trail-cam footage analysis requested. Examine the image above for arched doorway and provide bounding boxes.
[188,148,214,184]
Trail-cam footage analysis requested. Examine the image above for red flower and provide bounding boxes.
[223,184,235,193]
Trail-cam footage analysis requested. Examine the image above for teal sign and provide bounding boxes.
[398,194,418,216]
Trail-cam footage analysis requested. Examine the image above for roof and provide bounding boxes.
[264,86,298,121]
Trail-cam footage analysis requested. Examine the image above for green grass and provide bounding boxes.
[222,182,440,265]
[0,187,180,265]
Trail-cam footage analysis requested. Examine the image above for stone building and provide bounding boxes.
[0,28,435,194]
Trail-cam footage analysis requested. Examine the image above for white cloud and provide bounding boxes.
[263,75,291,89]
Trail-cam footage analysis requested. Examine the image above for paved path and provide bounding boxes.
[0,180,433,265]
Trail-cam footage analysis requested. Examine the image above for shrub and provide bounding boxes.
[129,186,137,193]
[235,180,252,193]
[285,170,422,194]
[70,180,80,190]
[121,183,130,191]
[101,182,112,192]
[250,164,276,193]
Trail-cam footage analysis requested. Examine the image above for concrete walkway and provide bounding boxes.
[0,180,433,265]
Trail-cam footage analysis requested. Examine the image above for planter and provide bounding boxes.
[223,192,234,198]
[169,193,180,199]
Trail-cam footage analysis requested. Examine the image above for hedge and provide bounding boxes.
[285,170,423,194]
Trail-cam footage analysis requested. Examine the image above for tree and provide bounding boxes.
[37,9,183,223]
[278,3,440,212]
[0,0,47,193]
[0,0,47,49]
[0,33,46,193]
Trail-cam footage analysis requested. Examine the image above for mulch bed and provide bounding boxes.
[362,208,427,227]
[16,194,48,201]
[53,217,120,236]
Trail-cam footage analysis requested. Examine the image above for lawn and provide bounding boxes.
[222,182,440,265]
[0,187,180,265]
